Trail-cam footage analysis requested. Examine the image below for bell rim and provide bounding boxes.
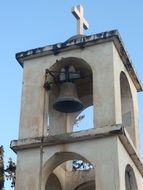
[53,98,84,113]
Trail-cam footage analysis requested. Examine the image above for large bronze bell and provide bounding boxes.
[53,82,83,113]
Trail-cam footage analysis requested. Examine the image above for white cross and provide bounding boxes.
[71,5,89,35]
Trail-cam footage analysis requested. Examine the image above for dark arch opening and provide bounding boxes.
[125,164,138,190]
[47,57,93,106]
[120,72,135,143]
[45,173,62,190]
[46,57,93,135]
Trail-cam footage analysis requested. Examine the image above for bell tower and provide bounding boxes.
[11,5,143,190]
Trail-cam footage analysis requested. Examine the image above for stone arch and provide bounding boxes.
[125,164,138,190]
[45,173,62,190]
[74,180,95,190]
[42,151,95,190]
[46,57,93,135]
[47,57,93,102]
[43,151,91,182]
[120,71,135,143]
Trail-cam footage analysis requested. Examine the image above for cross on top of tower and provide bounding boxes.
[71,5,89,35]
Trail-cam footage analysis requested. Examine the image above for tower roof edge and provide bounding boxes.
[15,29,143,92]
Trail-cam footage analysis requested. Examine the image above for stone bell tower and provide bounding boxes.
[11,5,143,190]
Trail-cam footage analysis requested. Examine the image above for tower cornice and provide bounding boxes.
[16,30,142,92]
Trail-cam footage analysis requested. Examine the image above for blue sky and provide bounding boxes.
[0,1,143,189]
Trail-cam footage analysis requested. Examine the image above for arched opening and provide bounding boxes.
[125,164,138,190]
[73,106,94,132]
[120,72,135,143]
[44,57,93,135]
[43,152,95,190]
[45,173,62,190]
